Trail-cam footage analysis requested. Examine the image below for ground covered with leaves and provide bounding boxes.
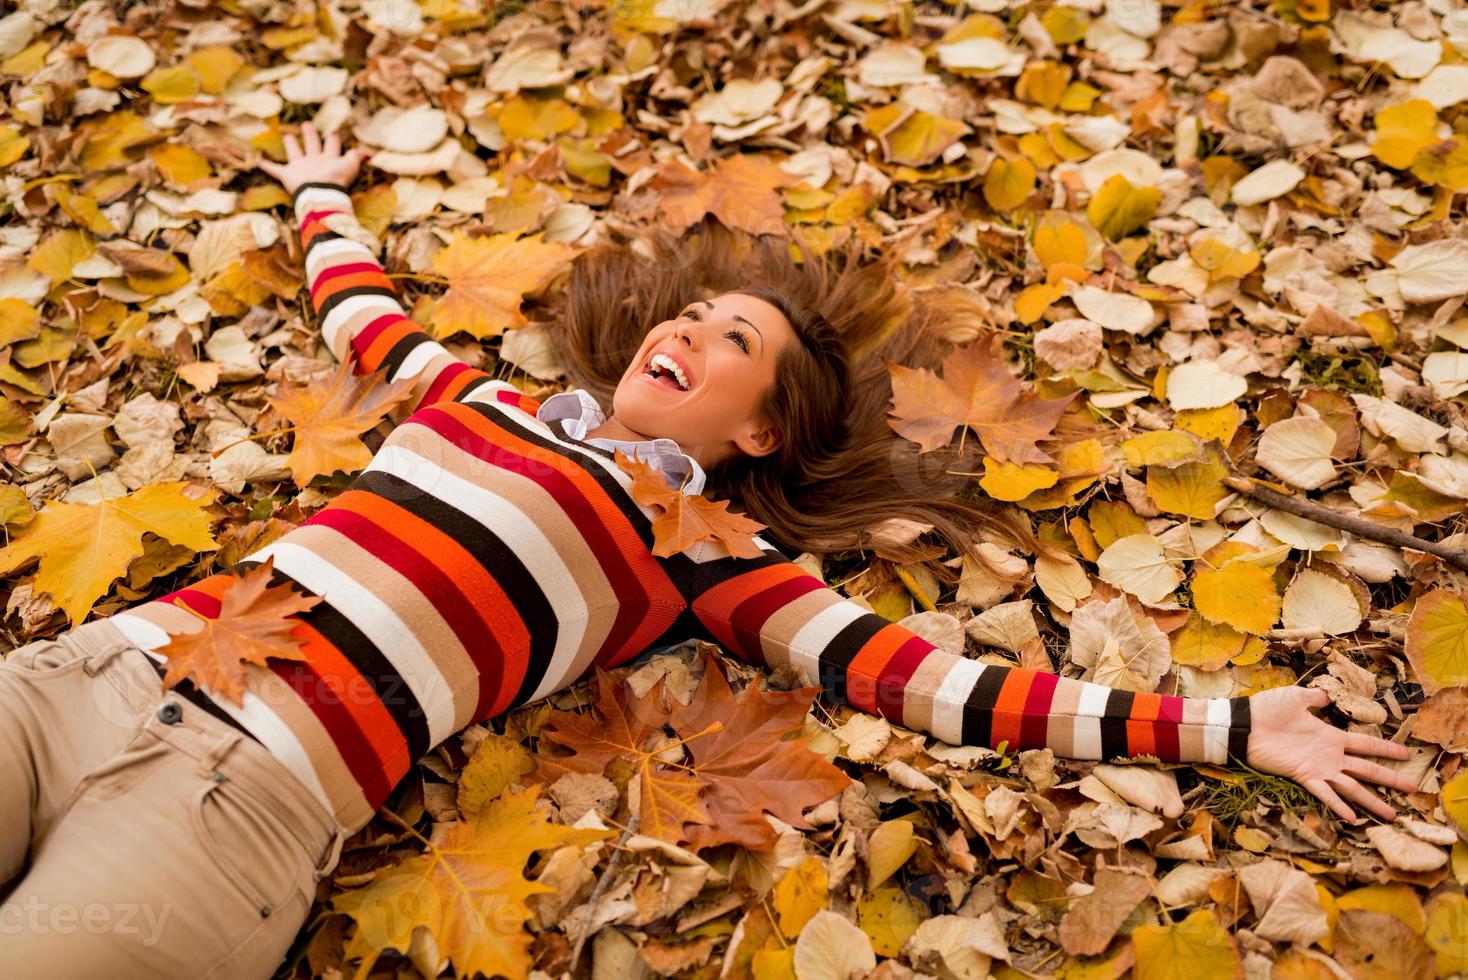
[1,0,1467,977]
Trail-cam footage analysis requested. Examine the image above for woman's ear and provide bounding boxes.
[737,419,782,458]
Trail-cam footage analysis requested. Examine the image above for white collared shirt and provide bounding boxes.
[536,388,708,496]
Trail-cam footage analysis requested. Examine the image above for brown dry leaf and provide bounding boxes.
[263,359,416,485]
[1058,867,1152,956]
[886,335,1074,464]
[615,450,767,558]
[155,555,322,705]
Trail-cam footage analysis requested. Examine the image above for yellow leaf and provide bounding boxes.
[1175,405,1242,444]
[1146,445,1229,520]
[498,94,581,142]
[1171,613,1245,670]
[1122,429,1205,469]
[333,785,614,979]
[0,397,35,444]
[266,359,416,485]
[1041,5,1089,43]
[858,886,924,958]
[1337,884,1426,934]
[984,157,1037,211]
[773,856,828,938]
[54,185,117,235]
[429,231,580,340]
[149,143,212,188]
[1087,174,1160,241]
[1190,232,1260,281]
[1426,892,1468,978]
[27,229,95,283]
[1035,220,1088,270]
[1405,590,1468,694]
[0,483,219,624]
[1411,134,1468,191]
[867,104,970,168]
[126,254,191,296]
[79,111,156,171]
[1016,61,1069,109]
[1058,81,1102,113]
[187,46,244,93]
[980,458,1059,501]
[0,298,40,345]
[1444,771,1468,836]
[456,733,536,820]
[351,184,398,238]
[141,64,200,104]
[867,819,917,889]
[1371,99,1439,170]
[1193,558,1281,635]
[12,327,77,369]
[1015,280,1066,324]
[1087,500,1147,550]
[0,40,50,76]
[0,125,30,168]
[1132,908,1238,980]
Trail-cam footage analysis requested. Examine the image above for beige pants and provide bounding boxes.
[0,617,345,978]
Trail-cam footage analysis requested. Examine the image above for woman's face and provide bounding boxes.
[611,292,797,468]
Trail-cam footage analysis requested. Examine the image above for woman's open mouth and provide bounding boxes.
[642,352,693,392]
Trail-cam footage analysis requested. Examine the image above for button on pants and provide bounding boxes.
[0,616,345,978]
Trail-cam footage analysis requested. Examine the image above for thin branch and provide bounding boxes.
[1223,476,1468,574]
[569,811,641,975]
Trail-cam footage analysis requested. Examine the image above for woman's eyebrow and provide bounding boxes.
[697,300,763,342]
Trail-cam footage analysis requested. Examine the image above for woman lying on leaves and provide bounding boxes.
[0,122,1416,978]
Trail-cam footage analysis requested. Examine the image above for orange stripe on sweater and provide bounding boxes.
[844,624,910,714]
[312,269,396,306]
[988,670,1036,748]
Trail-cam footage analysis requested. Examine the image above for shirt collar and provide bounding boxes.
[536,388,708,496]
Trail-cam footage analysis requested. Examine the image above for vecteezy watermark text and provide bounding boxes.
[0,898,173,947]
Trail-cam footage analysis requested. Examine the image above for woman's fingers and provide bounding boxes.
[302,121,321,155]
[1342,756,1418,794]
[1304,776,1357,823]
[325,129,340,156]
[1329,773,1398,823]
[258,159,283,180]
[282,133,302,161]
[1346,731,1411,761]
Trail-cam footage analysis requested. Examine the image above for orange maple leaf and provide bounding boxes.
[614,450,767,558]
[263,358,416,486]
[885,335,1074,464]
[532,650,849,852]
[156,555,323,705]
[529,666,716,845]
[428,230,580,340]
[648,155,800,237]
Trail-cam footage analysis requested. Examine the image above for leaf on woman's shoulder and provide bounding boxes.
[157,554,322,705]
[614,450,767,559]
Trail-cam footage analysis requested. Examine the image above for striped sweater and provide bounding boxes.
[106,182,1251,833]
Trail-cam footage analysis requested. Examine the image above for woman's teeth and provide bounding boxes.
[646,353,690,390]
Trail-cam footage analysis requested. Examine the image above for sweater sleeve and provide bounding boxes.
[292,181,539,416]
[685,548,1251,765]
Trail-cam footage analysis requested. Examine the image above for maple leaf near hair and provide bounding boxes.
[156,554,323,705]
[529,649,849,853]
[885,335,1074,464]
[614,450,768,558]
[262,357,415,486]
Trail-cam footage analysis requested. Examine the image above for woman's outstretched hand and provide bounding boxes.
[258,121,370,196]
[1244,685,1417,824]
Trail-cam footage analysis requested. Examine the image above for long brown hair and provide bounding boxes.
[551,216,1032,571]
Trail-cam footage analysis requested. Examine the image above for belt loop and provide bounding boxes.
[195,730,241,780]
[70,620,138,676]
[314,827,347,882]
